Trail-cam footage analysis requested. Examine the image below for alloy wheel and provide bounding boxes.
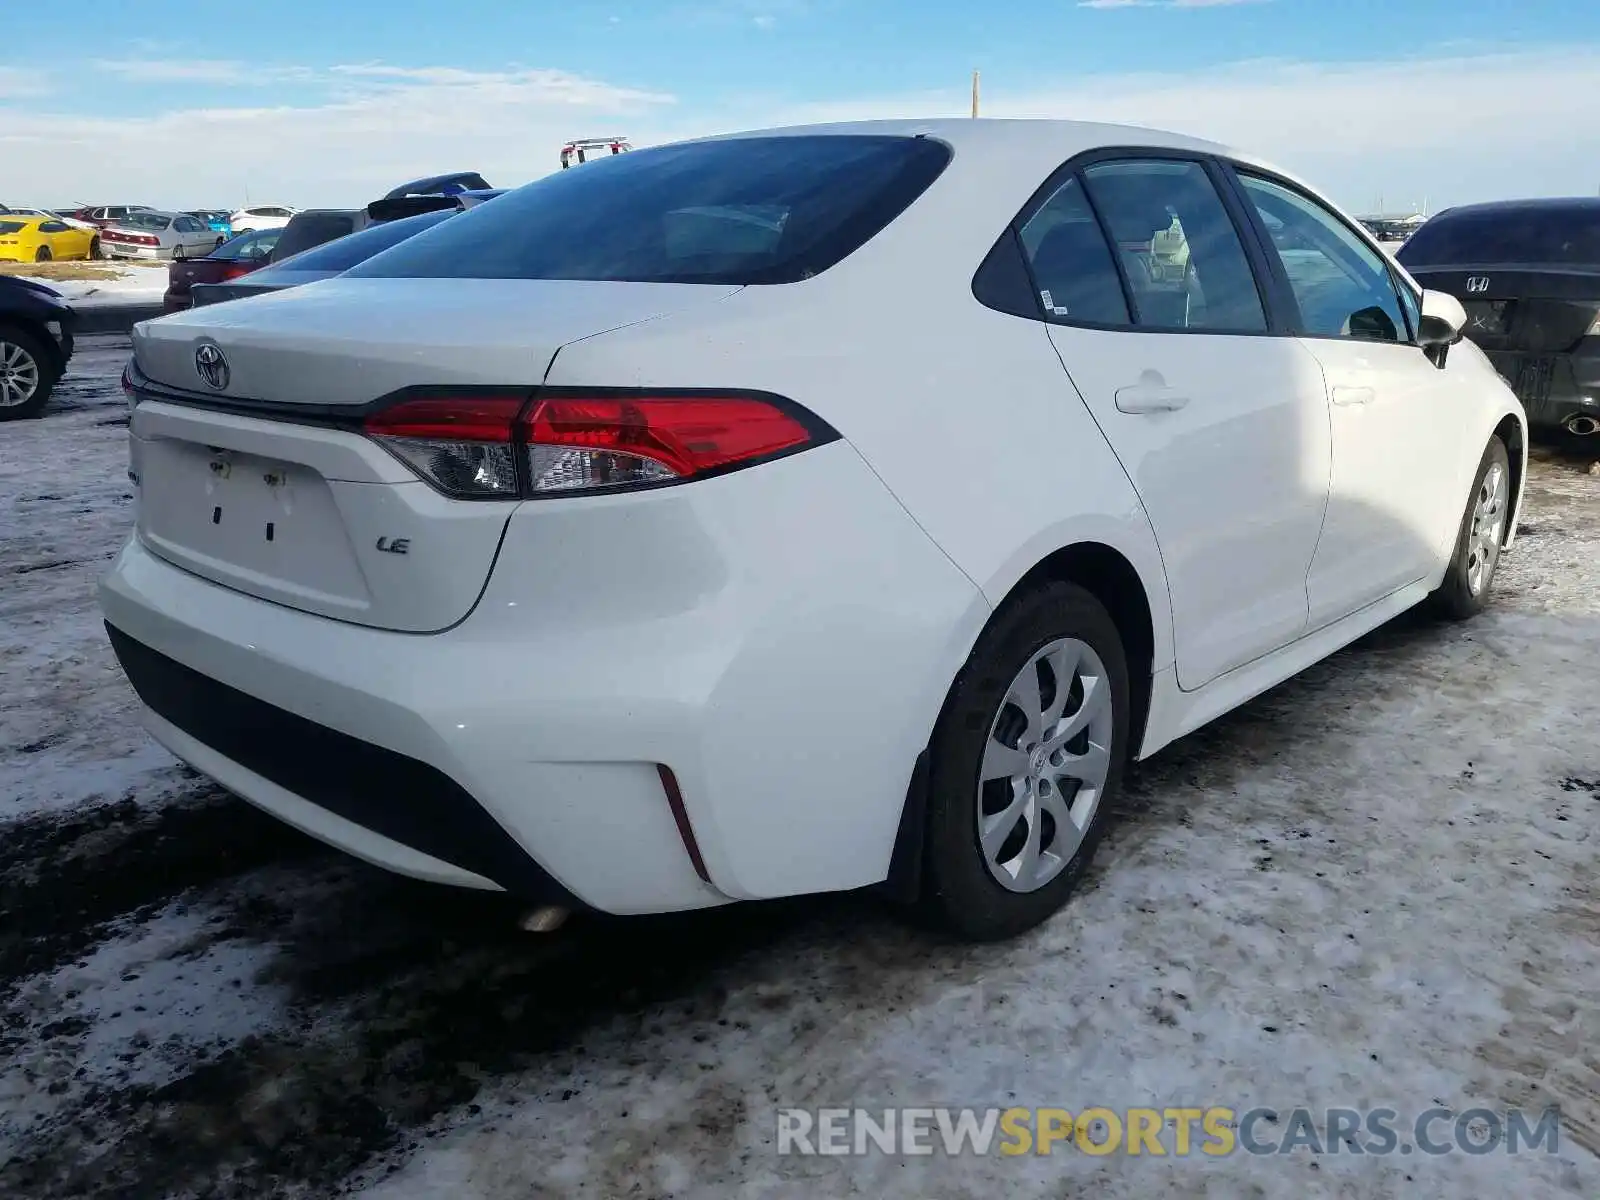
[977,637,1115,893]
[0,340,41,408]
[1466,461,1507,595]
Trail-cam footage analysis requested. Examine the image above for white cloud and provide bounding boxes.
[701,47,1600,213]
[93,59,315,85]
[2,47,1598,213]
[0,66,51,98]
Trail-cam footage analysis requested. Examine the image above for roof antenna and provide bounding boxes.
[971,70,980,118]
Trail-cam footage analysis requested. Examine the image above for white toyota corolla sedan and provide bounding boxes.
[101,120,1526,941]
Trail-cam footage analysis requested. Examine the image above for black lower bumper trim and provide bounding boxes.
[105,623,581,905]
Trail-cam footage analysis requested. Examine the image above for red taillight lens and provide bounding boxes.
[122,362,139,410]
[361,391,826,500]
[521,395,814,495]
[220,262,254,280]
[363,395,524,499]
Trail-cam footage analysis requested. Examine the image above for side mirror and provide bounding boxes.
[1417,288,1466,348]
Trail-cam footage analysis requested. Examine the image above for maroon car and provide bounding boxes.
[65,204,155,229]
[162,227,283,312]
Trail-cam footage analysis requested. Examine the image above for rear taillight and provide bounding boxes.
[363,395,524,499]
[122,361,139,411]
[220,262,254,280]
[361,391,829,500]
[522,396,813,494]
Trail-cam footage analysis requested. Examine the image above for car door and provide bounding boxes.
[176,216,207,253]
[1225,169,1465,627]
[1019,154,1333,690]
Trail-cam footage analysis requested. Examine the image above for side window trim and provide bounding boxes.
[1071,165,1143,325]
[979,145,1285,336]
[1223,162,1420,347]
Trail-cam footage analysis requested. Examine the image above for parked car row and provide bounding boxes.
[161,187,503,311]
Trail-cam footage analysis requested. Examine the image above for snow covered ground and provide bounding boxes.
[1,338,1598,1198]
[11,265,167,306]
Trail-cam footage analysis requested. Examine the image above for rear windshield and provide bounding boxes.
[1399,207,1600,267]
[262,210,454,274]
[270,212,359,262]
[124,213,172,231]
[348,134,953,285]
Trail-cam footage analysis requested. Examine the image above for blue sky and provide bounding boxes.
[4,0,1599,210]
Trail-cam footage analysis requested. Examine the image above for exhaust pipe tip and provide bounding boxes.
[1565,415,1600,437]
[518,905,571,934]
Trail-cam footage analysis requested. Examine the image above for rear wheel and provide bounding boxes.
[33,246,52,263]
[919,581,1130,941]
[1430,436,1511,620]
[173,245,186,261]
[88,237,102,260]
[0,325,57,420]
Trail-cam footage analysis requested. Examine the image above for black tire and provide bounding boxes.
[0,324,60,421]
[919,581,1131,941]
[34,245,52,263]
[1429,436,1512,621]
[89,237,102,260]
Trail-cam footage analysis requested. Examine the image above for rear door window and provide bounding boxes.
[348,134,952,285]
[1079,158,1267,333]
[1016,177,1129,325]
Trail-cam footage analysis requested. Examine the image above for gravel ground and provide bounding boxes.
[1,336,1597,1199]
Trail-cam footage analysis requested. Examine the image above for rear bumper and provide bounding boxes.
[1483,345,1600,429]
[98,441,988,913]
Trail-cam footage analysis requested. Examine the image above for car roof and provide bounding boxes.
[1425,197,1600,221]
[679,117,1314,198]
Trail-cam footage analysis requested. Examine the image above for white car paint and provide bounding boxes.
[228,205,298,233]
[101,211,223,261]
[100,119,1526,924]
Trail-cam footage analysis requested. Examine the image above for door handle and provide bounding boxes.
[1331,385,1375,407]
[1114,382,1190,414]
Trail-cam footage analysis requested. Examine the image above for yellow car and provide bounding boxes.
[0,215,99,263]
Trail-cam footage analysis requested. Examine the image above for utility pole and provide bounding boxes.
[971,70,980,118]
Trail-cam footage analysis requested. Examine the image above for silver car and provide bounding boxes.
[101,210,224,261]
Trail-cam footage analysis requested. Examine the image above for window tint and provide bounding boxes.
[1238,173,1408,343]
[38,221,69,233]
[348,134,953,285]
[268,210,453,272]
[214,228,282,260]
[124,213,172,231]
[1017,177,1128,325]
[1398,206,1600,267]
[270,212,358,262]
[1080,159,1266,332]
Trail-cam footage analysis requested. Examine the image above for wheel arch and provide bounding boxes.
[0,315,67,374]
[883,538,1162,903]
[1492,410,1527,549]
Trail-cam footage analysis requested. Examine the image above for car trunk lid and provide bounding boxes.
[1407,266,1600,354]
[128,278,743,631]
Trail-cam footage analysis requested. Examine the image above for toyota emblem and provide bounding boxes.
[194,343,230,390]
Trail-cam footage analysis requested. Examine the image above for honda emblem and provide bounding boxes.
[1465,277,1491,294]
